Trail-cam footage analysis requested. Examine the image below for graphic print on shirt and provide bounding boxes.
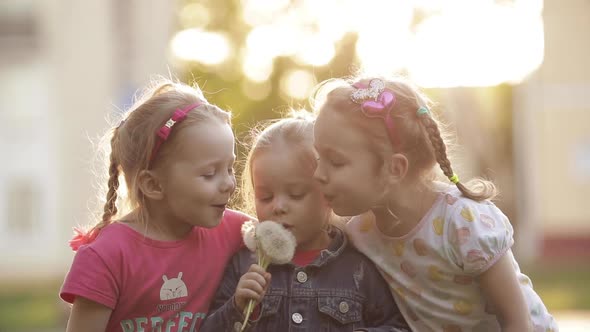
[160,272,188,300]
[119,271,207,331]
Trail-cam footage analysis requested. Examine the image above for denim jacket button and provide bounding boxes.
[233,321,242,332]
[339,301,350,313]
[292,312,303,324]
[296,271,308,283]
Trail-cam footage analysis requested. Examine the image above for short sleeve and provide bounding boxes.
[215,209,254,253]
[60,245,119,309]
[444,200,514,276]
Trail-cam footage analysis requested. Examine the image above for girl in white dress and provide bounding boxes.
[312,77,558,332]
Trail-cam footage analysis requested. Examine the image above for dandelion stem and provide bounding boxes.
[241,299,255,332]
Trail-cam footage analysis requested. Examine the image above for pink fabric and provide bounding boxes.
[68,226,100,251]
[60,209,250,332]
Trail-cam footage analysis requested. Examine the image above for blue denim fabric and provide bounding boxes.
[201,227,410,332]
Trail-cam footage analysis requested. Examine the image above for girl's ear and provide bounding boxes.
[137,170,164,200]
[387,153,409,183]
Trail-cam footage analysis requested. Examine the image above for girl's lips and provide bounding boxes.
[278,222,294,230]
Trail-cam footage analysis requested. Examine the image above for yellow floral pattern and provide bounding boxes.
[344,190,557,331]
[460,207,474,222]
[433,216,444,235]
[392,241,405,256]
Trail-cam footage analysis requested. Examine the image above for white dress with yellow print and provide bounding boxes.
[345,187,558,332]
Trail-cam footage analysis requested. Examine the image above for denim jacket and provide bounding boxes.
[201,227,409,332]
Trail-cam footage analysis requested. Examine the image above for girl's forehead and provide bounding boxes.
[253,145,315,175]
[173,121,235,162]
[315,109,370,153]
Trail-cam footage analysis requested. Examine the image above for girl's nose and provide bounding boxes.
[220,173,236,193]
[313,164,327,184]
[272,197,287,215]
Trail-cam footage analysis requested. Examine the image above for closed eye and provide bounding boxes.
[257,196,273,203]
[290,193,306,200]
[329,159,345,167]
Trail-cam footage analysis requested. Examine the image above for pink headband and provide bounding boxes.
[150,102,204,164]
[350,79,398,146]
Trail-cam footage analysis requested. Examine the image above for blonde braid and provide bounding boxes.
[100,127,121,226]
[418,113,496,201]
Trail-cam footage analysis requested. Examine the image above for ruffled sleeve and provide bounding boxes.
[444,199,514,276]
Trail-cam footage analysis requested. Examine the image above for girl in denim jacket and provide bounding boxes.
[201,111,409,332]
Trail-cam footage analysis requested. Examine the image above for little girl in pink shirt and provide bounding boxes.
[60,79,250,332]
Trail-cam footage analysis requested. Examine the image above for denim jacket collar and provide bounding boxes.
[306,226,347,268]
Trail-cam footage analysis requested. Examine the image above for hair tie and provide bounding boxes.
[69,227,100,251]
[417,107,430,116]
[449,174,460,184]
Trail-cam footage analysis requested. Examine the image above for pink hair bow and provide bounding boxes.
[351,79,398,145]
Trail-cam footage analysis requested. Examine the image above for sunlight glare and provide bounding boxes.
[354,0,414,75]
[242,80,272,101]
[281,70,315,100]
[294,34,335,67]
[409,3,544,87]
[171,29,231,65]
[246,25,302,58]
[242,0,290,26]
[183,0,545,88]
[179,3,210,29]
[242,50,274,82]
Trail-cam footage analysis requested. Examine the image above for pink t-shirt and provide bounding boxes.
[60,209,250,332]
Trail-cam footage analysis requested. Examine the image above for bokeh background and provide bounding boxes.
[0,0,589,331]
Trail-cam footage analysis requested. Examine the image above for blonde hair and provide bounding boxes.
[240,109,317,216]
[312,76,496,201]
[94,78,231,234]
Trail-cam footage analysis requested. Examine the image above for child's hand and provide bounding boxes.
[234,264,271,311]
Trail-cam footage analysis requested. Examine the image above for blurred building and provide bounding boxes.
[0,0,588,284]
[514,0,590,262]
[0,0,175,281]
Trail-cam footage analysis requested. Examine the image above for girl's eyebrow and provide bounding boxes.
[287,181,309,188]
[196,155,236,168]
[317,145,343,156]
[324,148,346,160]
[255,180,309,192]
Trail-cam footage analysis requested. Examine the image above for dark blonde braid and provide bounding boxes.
[100,127,121,226]
[418,111,496,201]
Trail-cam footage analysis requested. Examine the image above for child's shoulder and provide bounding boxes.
[224,246,255,273]
[223,209,253,223]
[91,222,136,247]
[439,189,515,274]
[344,213,375,235]
[337,240,390,282]
[341,240,374,262]
[441,189,507,226]
[73,223,136,262]
[205,209,253,235]
[337,229,381,266]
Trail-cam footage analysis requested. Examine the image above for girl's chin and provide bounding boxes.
[332,204,360,217]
